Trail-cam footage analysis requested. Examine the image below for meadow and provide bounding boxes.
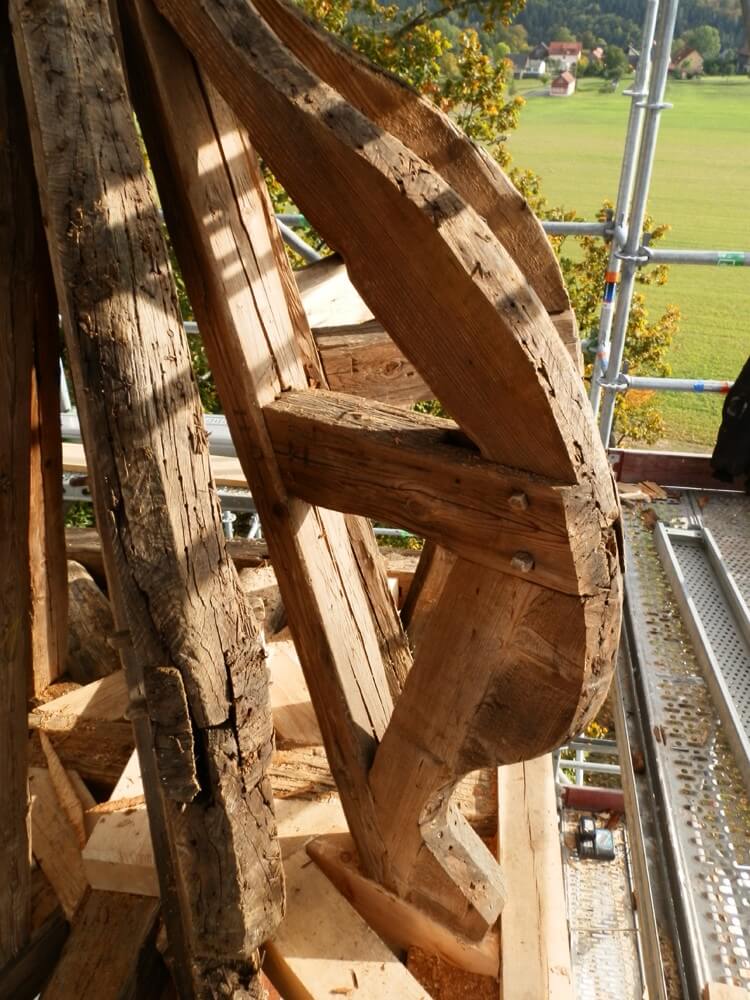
[507,75,750,450]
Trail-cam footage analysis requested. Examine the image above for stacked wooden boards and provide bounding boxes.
[18,541,573,998]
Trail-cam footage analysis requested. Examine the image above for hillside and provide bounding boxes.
[515,0,746,50]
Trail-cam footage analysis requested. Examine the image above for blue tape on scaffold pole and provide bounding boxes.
[603,282,616,304]
[693,382,705,392]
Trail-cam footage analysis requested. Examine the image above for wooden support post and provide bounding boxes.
[11,0,284,993]
[28,292,67,697]
[0,8,35,967]
[118,0,411,882]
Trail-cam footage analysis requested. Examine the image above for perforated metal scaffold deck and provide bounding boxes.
[622,491,750,996]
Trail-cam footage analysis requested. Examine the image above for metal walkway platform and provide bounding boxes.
[619,491,750,997]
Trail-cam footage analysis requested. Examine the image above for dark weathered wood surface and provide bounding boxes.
[400,541,456,655]
[11,0,283,991]
[119,0,410,882]
[0,9,34,967]
[28,308,67,697]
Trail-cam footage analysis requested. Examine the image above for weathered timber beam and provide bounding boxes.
[65,526,270,584]
[28,289,67,697]
[0,12,35,968]
[119,0,410,885]
[314,321,433,406]
[0,905,68,1000]
[155,0,585,484]
[264,389,605,596]
[154,0,622,940]
[250,0,580,368]
[399,541,456,655]
[11,0,283,993]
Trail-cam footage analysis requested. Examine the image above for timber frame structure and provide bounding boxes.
[0,0,627,996]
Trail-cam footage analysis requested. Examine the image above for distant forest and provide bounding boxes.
[515,0,745,50]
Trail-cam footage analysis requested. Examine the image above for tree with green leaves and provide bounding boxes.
[603,44,630,80]
[684,24,722,59]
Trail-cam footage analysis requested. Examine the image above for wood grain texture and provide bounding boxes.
[41,890,163,1000]
[264,389,608,595]
[250,0,579,365]
[400,542,456,655]
[0,8,33,964]
[498,757,574,1000]
[29,330,68,696]
[11,0,283,990]
[295,257,434,405]
[65,526,270,585]
[314,320,433,406]
[155,0,587,485]
[28,767,88,920]
[307,833,500,978]
[118,0,410,884]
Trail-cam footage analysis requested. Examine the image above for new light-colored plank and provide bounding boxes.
[11,0,283,989]
[268,640,323,748]
[30,671,129,729]
[39,732,87,847]
[498,756,574,1000]
[307,833,500,978]
[119,0,410,885]
[265,848,430,1000]
[28,768,88,920]
[81,753,346,896]
[703,985,750,999]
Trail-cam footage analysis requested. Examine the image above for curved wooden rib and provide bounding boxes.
[251,0,580,369]
[153,0,622,939]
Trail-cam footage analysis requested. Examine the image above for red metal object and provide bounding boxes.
[562,785,625,813]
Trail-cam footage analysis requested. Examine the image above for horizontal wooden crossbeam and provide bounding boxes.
[264,389,595,595]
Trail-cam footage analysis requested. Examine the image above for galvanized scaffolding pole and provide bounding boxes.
[589,0,661,419]
[597,0,682,444]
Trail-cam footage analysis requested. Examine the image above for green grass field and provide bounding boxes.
[507,76,750,450]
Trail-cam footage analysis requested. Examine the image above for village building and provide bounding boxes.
[550,70,576,97]
[547,40,582,72]
[670,45,704,78]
